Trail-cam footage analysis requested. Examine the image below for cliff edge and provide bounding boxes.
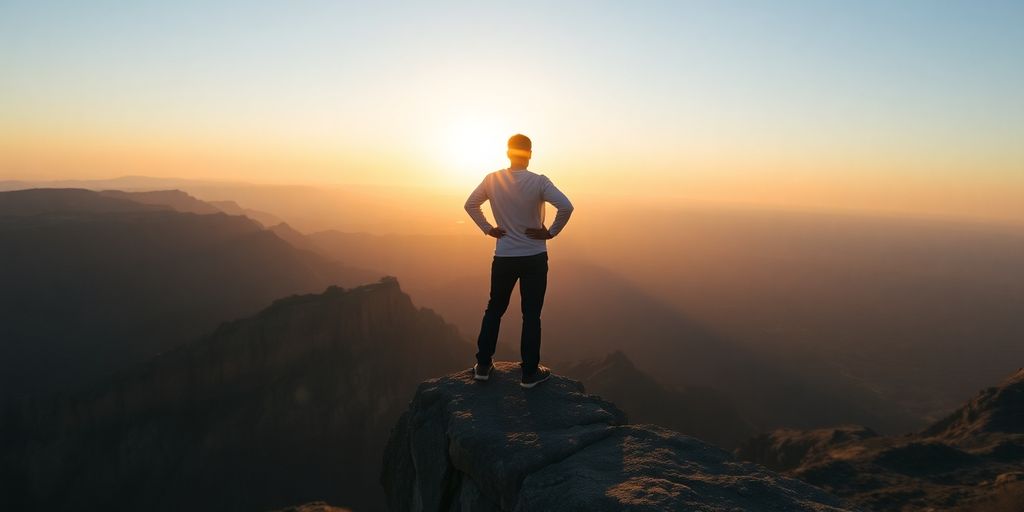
[381,362,850,511]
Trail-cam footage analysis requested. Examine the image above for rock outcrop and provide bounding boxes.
[381,362,850,511]
[736,368,1024,511]
[271,502,353,512]
[921,368,1024,443]
[735,426,880,472]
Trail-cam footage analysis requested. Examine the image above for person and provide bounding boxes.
[464,134,574,388]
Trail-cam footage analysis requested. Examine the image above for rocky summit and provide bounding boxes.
[381,362,850,512]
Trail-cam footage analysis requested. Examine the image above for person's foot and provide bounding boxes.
[520,366,551,389]
[473,363,492,381]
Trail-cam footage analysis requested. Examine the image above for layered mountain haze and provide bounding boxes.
[97,189,223,214]
[98,188,283,227]
[0,176,465,234]
[0,187,168,215]
[306,231,923,434]
[0,279,467,512]
[272,222,332,254]
[0,188,376,399]
[205,199,284,227]
[2,178,1022,511]
[300,206,1024,434]
[10,180,1022,434]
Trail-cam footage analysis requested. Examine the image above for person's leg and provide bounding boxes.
[518,252,548,375]
[476,257,517,367]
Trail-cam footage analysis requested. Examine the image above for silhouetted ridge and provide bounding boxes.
[381,363,848,511]
[98,189,223,214]
[206,199,284,227]
[269,221,328,253]
[1,278,467,512]
[0,187,374,399]
[922,368,1024,441]
[735,368,1024,511]
[0,187,168,215]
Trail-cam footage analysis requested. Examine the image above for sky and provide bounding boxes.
[2,1,1023,220]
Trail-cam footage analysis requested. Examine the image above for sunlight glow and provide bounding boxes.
[442,118,510,184]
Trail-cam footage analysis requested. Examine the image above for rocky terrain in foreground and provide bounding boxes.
[737,369,1024,511]
[271,503,353,512]
[381,362,850,512]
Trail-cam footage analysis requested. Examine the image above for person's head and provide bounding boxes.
[507,134,532,168]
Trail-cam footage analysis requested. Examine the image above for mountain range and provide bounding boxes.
[1,186,927,437]
[2,182,1022,510]
[11,177,1024,435]
[0,278,465,512]
[0,188,375,400]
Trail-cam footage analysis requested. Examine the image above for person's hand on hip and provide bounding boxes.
[525,226,553,240]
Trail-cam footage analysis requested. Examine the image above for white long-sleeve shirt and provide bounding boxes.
[464,168,574,257]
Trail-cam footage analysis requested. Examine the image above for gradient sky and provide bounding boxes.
[2,1,1023,220]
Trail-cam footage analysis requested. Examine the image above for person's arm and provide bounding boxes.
[464,176,505,238]
[542,176,574,237]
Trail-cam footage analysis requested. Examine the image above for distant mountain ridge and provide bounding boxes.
[0,187,169,215]
[0,188,376,399]
[207,199,283,226]
[98,189,223,214]
[0,183,285,225]
[98,188,283,226]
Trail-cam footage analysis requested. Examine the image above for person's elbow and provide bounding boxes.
[560,202,574,215]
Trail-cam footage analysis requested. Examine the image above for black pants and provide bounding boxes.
[475,252,548,375]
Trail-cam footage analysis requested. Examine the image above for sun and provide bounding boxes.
[443,119,509,183]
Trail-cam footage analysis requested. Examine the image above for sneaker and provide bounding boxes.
[473,363,492,381]
[520,366,552,389]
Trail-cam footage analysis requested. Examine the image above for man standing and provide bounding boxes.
[464,134,574,388]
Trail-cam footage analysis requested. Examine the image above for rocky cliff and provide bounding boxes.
[381,362,850,511]
[736,368,1024,511]
[1,278,467,512]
